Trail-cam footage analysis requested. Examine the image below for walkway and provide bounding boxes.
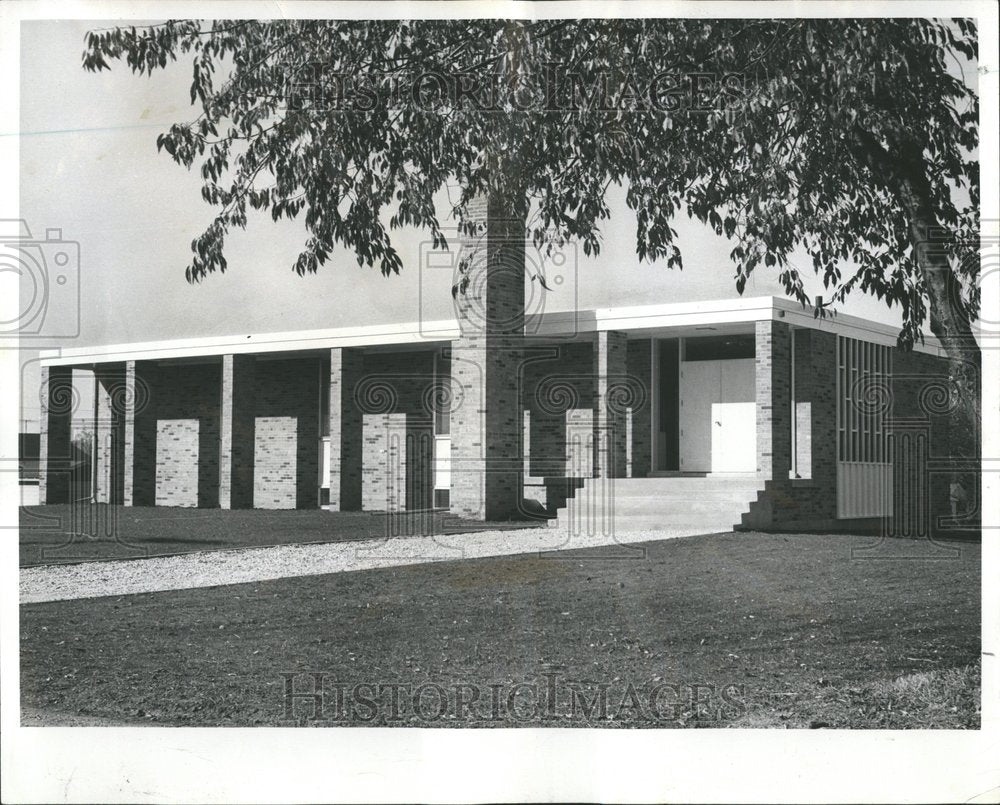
[20,524,719,604]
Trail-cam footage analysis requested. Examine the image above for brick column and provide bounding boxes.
[755,319,792,480]
[39,365,74,504]
[450,194,525,520]
[219,354,256,509]
[94,369,112,503]
[594,330,628,478]
[93,364,125,504]
[329,347,363,510]
[122,360,140,506]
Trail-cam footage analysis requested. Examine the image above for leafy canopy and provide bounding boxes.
[83,18,979,346]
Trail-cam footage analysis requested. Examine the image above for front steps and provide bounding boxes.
[549,475,765,535]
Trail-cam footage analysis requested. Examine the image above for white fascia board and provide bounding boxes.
[38,319,462,367]
[586,295,945,357]
[772,297,946,357]
[38,295,946,367]
[591,296,777,332]
[39,298,773,364]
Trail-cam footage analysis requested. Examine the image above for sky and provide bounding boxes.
[15,18,917,426]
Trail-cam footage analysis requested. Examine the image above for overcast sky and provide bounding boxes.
[16,18,921,426]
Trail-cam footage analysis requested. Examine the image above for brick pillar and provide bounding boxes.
[594,330,628,478]
[219,354,256,509]
[755,319,792,480]
[329,347,363,510]
[122,360,140,506]
[39,365,74,504]
[94,369,112,503]
[93,364,126,504]
[450,193,525,520]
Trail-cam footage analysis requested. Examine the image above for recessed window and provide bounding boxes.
[683,334,755,361]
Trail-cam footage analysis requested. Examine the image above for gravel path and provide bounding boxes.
[20,525,715,604]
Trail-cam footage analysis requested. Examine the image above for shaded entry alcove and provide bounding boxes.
[654,334,756,474]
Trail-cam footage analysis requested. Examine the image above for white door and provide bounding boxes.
[680,359,756,473]
[679,361,717,472]
[711,359,756,472]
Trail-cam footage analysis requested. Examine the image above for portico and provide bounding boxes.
[37,295,957,534]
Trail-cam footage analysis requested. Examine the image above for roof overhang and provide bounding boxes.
[37,296,944,367]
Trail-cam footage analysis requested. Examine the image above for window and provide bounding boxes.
[683,334,755,361]
[837,336,891,463]
[433,349,451,435]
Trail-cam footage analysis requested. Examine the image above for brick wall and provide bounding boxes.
[594,331,628,477]
[566,408,594,477]
[155,419,201,506]
[743,328,961,534]
[121,355,323,510]
[132,361,221,508]
[357,350,436,511]
[890,348,961,536]
[219,355,256,509]
[329,348,363,510]
[791,328,839,521]
[254,416,299,508]
[755,319,792,480]
[744,327,838,529]
[39,365,74,504]
[450,194,525,520]
[626,339,652,478]
[521,341,593,478]
[252,357,322,509]
[94,364,126,505]
[362,413,434,511]
[518,336,649,485]
[131,363,157,506]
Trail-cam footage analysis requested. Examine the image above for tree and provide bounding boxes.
[82,18,980,457]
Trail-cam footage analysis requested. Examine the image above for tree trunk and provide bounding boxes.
[894,145,981,466]
[852,129,981,529]
[894,147,981,533]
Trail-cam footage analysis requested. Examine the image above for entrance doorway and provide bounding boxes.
[653,335,757,474]
[679,358,755,472]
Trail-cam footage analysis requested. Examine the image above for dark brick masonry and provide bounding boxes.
[742,325,961,534]
[129,361,221,508]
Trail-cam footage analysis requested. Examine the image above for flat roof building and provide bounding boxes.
[37,289,967,538]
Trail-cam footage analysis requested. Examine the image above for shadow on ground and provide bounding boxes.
[17,504,543,567]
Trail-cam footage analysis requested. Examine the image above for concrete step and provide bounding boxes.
[594,476,760,491]
[567,481,763,501]
[574,489,761,505]
[550,475,763,533]
[563,496,754,515]
[554,514,740,532]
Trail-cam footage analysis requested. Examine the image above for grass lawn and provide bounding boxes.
[20,531,980,728]
[18,504,542,568]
